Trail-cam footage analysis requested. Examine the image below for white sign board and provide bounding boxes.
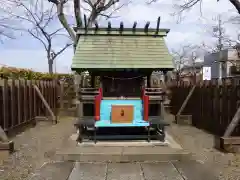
[202,67,211,80]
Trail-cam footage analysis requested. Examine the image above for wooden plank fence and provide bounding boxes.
[169,79,240,137]
[0,79,58,133]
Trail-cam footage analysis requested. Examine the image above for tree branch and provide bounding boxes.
[148,0,240,15]
[48,0,76,41]
[28,29,48,51]
[84,0,125,27]
[74,0,82,27]
[99,2,126,19]
[52,43,73,59]
[49,28,64,36]
[9,0,72,73]
[100,0,119,12]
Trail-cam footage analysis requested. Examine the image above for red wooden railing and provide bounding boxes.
[94,88,102,121]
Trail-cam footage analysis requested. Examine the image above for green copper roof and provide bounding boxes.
[72,28,174,70]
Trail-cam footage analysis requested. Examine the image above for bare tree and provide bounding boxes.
[228,15,240,43]
[48,0,129,50]
[229,14,240,24]
[0,17,14,40]
[8,0,72,73]
[147,0,240,15]
[0,0,19,41]
[201,15,239,53]
[171,44,197,75]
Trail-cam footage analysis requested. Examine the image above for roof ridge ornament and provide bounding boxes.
[94,21,99,32]
[132,21,137,33]
[155,17,161,35]
[144,21,150,33]
[119,22,124,33]
[107,22,111,33]
[76,16,170,36]
[84,14,87,33]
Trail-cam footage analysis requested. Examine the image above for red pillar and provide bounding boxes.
[94,88,102,121]
[99,88,102,97]
[143,95,149,121]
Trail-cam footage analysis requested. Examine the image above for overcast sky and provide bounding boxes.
[0,0,239,72]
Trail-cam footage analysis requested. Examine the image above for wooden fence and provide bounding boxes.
[169,79,240,136]
[0,79,58,132]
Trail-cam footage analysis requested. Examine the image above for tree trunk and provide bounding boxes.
[48,59,53,74]
[229,0,240,14]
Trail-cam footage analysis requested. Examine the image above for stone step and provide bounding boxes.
[55,146,190,162]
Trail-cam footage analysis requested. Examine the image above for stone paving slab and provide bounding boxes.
[172,160,218,180]
[141,162,183,180]
[68,163,106,180]
[33,161,218,180]
[29,161,74,180]
[106,163,144,180]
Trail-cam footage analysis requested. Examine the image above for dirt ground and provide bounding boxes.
[0,117,76,180]
[0,114,240,180]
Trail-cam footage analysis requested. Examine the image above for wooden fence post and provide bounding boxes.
[54,79,58,123]
[33,85,56,123]
[17,80,21,126]
[2,79,8,131]
[23,80,27,123]
[10,79,16,129]
[29,80,33,121]
[0,79,8,141]
[36,80,40,116]
[224,106,240,137]
[176,85,196,117]
[33,80,37,120]
[59,81,64,109]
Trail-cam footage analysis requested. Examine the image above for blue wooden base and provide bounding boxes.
[97,99,148,127]
[74,117,168,143]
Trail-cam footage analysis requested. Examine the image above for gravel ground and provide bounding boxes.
[0,117,76,180]
[166,113,240,180]
[1,114,240,180]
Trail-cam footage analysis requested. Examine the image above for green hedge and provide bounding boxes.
[0,66,73,80]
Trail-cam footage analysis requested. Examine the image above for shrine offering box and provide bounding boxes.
[111,105,134,123]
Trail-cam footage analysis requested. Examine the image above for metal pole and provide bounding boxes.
[218,15,223,83]
[192,52,196,84]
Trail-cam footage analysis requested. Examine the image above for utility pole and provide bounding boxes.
[217,15,223,82]
[192,52,197,84]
